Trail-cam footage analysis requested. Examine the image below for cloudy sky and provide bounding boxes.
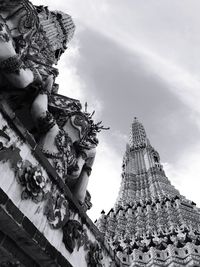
[32,0,200,220]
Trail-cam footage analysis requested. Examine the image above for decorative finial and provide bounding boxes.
[85,102,88,113]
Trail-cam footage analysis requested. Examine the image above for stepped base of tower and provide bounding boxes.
[97,195,200,266]
[99,199,200,266]
[118,244,200,266]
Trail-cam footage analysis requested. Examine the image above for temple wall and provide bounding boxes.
[0,102,121,267]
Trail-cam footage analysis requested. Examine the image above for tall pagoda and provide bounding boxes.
[96,118,200,266]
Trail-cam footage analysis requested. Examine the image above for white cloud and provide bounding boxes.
[56,41,84,100]
[87,136,122,220]
[32,0,200,118]
[30,0,200,218]
[56,38,104,117]
[164,143,200,207]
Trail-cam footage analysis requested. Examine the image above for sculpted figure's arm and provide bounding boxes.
[72,148,96,203]
[31,75,61,156]
[31,82,98,204]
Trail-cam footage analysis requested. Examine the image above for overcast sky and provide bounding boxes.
[32,0,200,220]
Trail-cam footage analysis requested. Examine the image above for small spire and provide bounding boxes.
[129,117,147,148]
[133,116,138,123]
[85,102,88,112]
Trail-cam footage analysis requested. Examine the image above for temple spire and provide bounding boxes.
[97,119,200,266]
[129,117,147,149]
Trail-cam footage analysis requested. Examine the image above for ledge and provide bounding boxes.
[0,190,73,267]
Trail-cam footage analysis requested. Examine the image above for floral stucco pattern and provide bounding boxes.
[16,160,48,203]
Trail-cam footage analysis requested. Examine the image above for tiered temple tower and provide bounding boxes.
[97,118,200,266]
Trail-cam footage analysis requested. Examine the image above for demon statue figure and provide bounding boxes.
[0,0,107,205]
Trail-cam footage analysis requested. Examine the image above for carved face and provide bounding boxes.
[62,113,90,143]
[0,1,38,38]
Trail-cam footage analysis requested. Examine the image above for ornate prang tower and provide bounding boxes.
[97,118,200,266]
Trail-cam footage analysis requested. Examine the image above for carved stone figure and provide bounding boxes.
[0,0,75,90]
[31,88,102,204]
[0,0,108,205]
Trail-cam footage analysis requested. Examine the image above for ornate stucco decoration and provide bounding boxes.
[16,160,48,203]
[44,188,70,229]
[0,116,93,255]
[63,220,88,253]
[86,241,103,267]
[0,1,113,265]
[0,0,109,208]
